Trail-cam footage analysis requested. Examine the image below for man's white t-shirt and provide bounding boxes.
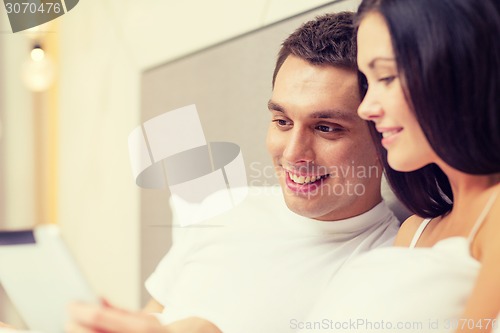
[146,186,400,333]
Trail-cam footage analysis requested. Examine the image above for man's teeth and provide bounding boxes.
[382,129,401,138]
[288,173,327,184]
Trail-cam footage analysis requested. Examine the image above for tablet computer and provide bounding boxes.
[0,225,98,333]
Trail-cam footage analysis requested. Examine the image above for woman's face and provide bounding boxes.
[357,12,437,172]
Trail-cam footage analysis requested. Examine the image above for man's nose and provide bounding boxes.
[282,127,314,164]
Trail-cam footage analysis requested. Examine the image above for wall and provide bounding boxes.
[1,0,361,321]
[139,0,363,304]
[57,0,348,310]
[0,5,36,230]
[0,7,37,327]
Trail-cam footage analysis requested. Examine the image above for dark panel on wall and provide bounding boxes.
[139,0,362,305]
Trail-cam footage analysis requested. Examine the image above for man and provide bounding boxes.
[67,11,400,333]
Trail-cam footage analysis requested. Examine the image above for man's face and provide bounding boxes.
[266,55,382,221]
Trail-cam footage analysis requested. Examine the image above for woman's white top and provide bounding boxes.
[298,191,499,333]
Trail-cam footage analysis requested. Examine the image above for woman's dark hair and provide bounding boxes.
[356,0,500,218]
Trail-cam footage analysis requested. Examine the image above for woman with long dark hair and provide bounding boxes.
[300,0,500,331]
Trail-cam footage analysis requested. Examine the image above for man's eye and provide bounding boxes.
[359,74,369,92]
[272,119,292,128]
[316,125,343,133]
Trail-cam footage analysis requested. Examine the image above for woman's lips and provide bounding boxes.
[378,127,403,147]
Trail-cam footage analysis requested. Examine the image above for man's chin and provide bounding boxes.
[281,192,323,218]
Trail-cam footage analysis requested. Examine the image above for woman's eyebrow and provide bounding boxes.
[368,57,396,69]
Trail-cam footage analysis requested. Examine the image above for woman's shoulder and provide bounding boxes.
[474,185,500,258]
[479,183,500,233]
[393,214,427,247]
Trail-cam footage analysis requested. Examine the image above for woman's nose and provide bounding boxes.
[358,90,384,122]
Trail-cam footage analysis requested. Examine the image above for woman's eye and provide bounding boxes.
[378,76,396,85]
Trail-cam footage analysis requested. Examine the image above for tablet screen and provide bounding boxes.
[0,225,97,333]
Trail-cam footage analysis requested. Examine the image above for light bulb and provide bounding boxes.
[31,47,45,62]
[22,45,55,92]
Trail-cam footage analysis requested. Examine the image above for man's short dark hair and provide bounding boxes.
[272,11,357,87]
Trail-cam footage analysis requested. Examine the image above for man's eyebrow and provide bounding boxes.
[310,110,356,121]
[268,100,355,121]
[368,57,396,69]
[268,100,284,112]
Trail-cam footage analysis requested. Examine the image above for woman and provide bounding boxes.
[299,0,500,332]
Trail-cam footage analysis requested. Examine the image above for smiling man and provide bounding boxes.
[67,11,400,333]
[267,55,383,222]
